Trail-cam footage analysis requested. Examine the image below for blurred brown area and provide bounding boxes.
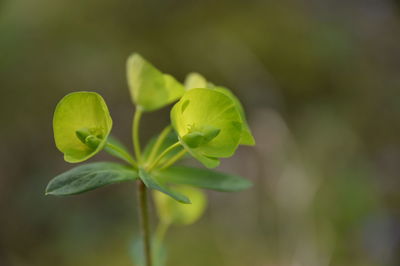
[1,0,400,265]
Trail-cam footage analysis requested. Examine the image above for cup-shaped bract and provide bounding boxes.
[53,92,113,163]
[213,87,255,145]
[184,72,208,90]
[127,53,185,112]
[184,72,255,146]
[153,185,206,225]
[171,88,243,168]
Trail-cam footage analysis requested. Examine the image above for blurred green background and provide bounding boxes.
[1,0,400,265]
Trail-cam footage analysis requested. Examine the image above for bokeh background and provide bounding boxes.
[1,0,400,265]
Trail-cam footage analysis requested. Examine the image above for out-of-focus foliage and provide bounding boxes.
[1,0,400,265]
[154,185,206,226]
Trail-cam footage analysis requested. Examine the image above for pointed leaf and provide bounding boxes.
[139,168,190,204]
[154,166,252,192]
[46,162,137,196]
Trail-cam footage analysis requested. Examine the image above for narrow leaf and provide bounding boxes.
[139,168,190,204]
[154,166,252,192]
[46,162,138,196]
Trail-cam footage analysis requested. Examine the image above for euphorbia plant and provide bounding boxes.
[46,53,255,266]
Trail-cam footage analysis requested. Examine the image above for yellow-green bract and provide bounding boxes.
[153,185,206,225]
[127,53,185,111]
[184,72,208,90]
[170,88,243,168]
[184,72,255,146]
[53,92,112,163]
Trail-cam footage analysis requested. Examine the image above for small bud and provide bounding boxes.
[182,132,204,148]
[202,125,220,143]
[76,128,91,144]
[85,135,101,149]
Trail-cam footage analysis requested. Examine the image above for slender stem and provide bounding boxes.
[154,221,170,253]
[133,108,143,163]
[147,141,181,171]
[137,180,152,266]
[105,142,137,168]
[160,149,187,170]
[147,125,172,164]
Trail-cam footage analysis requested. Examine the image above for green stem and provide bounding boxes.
[160,149,187,170]
[133,108,143,163]
[137,180,152,266]
[154,221,170,252]
[147,125,172,164]
[147,141,181,171]
[105,142,137,168]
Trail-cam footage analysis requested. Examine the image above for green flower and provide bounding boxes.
[127,53,185,111]
[184,73,255,146]
[53,92,112,163]
[171,88,243,168]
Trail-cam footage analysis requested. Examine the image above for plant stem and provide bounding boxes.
[154,221,170,254]
[160,149,187,170]
[105,142,137,168]
[155,221,170,245]
[137,180,152,266]
[147,141,181,171]
[147,125,172,164]
[133,108,143,163]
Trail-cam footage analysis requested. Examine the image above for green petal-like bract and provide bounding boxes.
[184,72,208,90]
[171,88,242,168]
[53,92,112,163]
[127,53,185,111]
[183,72,255,146]
[214,86,255,145]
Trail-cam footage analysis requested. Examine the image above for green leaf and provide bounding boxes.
[170,88,242,168]
[46,162,138,196]
[127,53,184,111]
[53,91,113,163]
[153,185,207,225]
[138,168,190,204]
[154,166,252,192]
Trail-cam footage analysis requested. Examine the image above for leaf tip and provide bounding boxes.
[180,198,191,204]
